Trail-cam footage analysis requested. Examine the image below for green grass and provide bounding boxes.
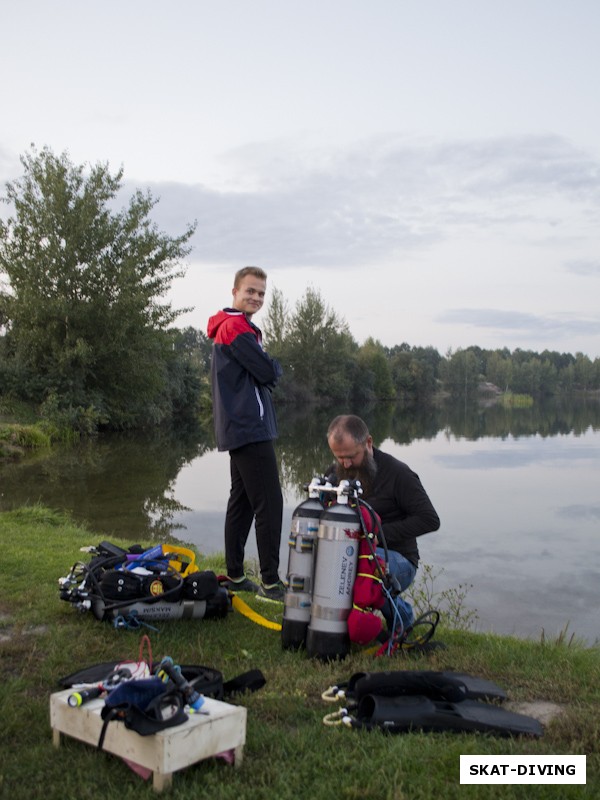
[1,506,598,800]
[500,393,535,408]
[0,417,82,461]
[0,422,53,458]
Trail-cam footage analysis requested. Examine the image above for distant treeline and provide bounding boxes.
[255,286,600,406]
[183,286,600,412]
[2,284,598,433]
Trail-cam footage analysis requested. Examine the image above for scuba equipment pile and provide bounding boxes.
[321,669,544,737]
[58,635,266,751]
[58,540,230,626]
[281,476,442,660]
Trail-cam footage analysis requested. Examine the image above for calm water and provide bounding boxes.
[2,399,599,644]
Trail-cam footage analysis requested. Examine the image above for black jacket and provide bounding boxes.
[207,309,282,452]
[328,448,440,566]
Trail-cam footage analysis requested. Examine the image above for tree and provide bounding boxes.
[573,352,595,391]
[486,350,513,391]
[389,344,441,401]
[167,327,212,420]
[512,356,543,395]
[266,286,356,403]
[355,337,395,400]
[389,347,416,398]
[440,348,480,396]
[0,146,196,429]
[262,286,291,354]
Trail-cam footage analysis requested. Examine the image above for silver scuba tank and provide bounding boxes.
[281,477,327,650]
[91,588,230,622]
[305,481,362,661]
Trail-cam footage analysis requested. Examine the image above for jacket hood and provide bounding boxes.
[207,308,244,339]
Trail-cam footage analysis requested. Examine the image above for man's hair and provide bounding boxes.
[327,414,370,445]
[234,266,267,288]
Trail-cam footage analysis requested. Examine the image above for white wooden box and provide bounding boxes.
[50,689,247,792]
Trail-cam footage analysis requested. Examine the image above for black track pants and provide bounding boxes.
[224,440,283,585]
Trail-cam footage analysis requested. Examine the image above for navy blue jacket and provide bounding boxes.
[207,309,282,452]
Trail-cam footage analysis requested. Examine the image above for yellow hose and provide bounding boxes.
[231,594,282,631]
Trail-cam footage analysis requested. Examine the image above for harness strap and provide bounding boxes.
[97,708,119,750]
[356,572,383,583]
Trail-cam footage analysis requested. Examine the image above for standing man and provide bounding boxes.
[207,266,285,601]
[326,414,440,632]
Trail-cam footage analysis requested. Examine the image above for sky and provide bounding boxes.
[2,0,600,358]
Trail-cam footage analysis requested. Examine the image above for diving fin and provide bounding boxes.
[355,694,544,737]
[444,672,508,702]
[341,670,508,704]
[59,661,122,688]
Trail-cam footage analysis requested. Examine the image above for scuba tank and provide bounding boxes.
[91,590,230,622]
[281,477,327,650]
[305,481,362,661]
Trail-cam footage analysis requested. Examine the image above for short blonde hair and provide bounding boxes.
[234,266,267,288]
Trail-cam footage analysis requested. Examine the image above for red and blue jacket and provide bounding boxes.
[207,309,283,452]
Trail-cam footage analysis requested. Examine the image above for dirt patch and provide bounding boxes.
[506,700,566,725]
[0,620,50,643]
[0,611,12,642]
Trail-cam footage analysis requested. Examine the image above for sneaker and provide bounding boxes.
[222,575,259,593]
[256,581,286,603]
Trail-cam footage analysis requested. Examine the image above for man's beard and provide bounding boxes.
[336,451,378,497]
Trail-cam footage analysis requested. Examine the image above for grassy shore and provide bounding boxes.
[1,506,598,800]
[0,422,53,459]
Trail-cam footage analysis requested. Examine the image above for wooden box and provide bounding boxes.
[50,689,247,791]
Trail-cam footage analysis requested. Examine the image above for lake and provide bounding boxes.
[2,398,599,644]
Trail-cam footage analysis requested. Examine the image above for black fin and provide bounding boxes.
[355,694,543,737]
[345,670,508,704]
[58,662,121,688]
[442,672,508,702]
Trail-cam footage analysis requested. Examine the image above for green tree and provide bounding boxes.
[573,352,594,391]
[168,327,212,420]
[262,286,291,354]
[0,146,196,429]
[269,286,356,403]
[439,348,480,396]
[559,363,575,393]
[512,356,543,395]
[389,347,415,398]
[539,358,559,395]
[389,344,441,402]
[486,350,513,391]
[355,337,395,400]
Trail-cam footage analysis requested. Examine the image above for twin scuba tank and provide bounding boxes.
[281,477,363,660]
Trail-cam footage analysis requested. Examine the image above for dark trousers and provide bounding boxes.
[224,440,283,585]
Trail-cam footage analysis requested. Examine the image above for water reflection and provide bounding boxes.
[1,398,599,643]
[0,426,209,541]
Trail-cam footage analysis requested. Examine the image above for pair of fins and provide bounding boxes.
[331,670,543,738]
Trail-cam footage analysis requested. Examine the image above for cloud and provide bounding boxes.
[555,503,600,520]
[126,133,600,269]
[436,308,600,340]
[565,259,600,277]
[2,133,597,272]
